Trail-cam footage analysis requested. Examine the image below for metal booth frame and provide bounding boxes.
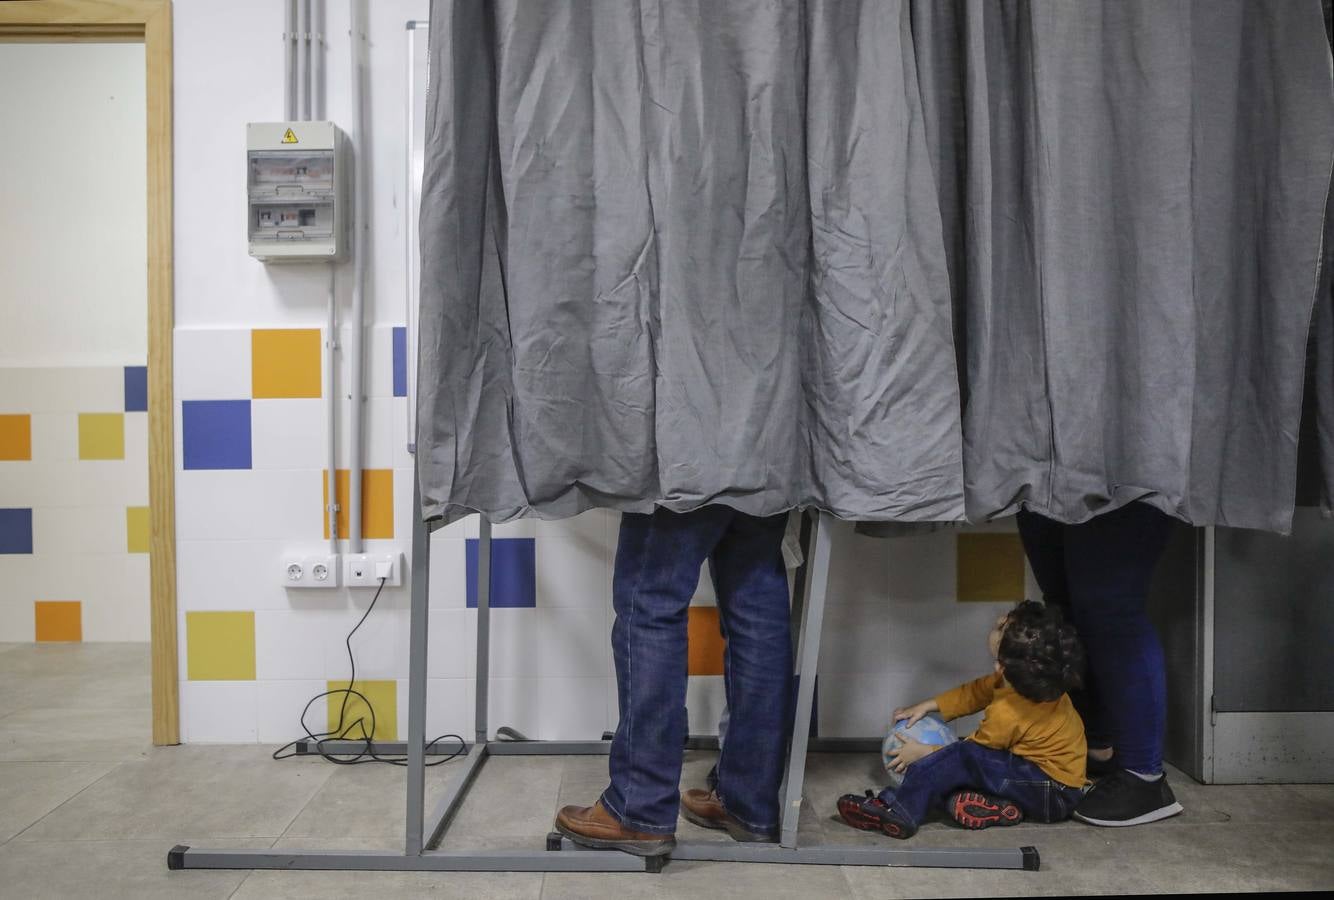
[170,473,1039,874]
[167,13,1042,878]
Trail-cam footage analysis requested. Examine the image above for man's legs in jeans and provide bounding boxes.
[599,507,732,833]
[599,506,790,835]
[709,513,792,832]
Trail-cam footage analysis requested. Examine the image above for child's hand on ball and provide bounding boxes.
[892,699,936,728]
[887,735,936,773]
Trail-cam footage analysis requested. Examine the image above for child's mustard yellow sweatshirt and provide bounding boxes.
[934,672,1087,787]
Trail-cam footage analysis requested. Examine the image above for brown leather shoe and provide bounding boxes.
[679,788,777,842]
[554,800,675,857]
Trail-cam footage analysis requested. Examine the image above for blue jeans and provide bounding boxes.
[879,739,1084,826]
[1016,502,1174,774]
[600,507,793,835]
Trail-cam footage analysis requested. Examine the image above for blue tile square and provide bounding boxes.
[182,400,252,470]
[0,508,33,554]
[392,326,408,398]
[124,366,148,412]
[465,537,536,608]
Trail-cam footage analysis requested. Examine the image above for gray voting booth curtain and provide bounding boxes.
[417,0,1334,533]
[1318,1,1334,517]
[416,0,965,525]
[1313,284,1333,515]
[1318,195,1334,516]
[911,0,1334,533]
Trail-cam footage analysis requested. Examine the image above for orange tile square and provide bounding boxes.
[252,328,322,399]
[0,415,31,461]
[323,469,394,540]
[687,606,726,676]
[956,533,1027,602]
[35,601,82,642]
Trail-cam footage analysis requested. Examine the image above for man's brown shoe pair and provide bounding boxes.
[679,788,778,842]
[555,790,777,856]
[553,801,676,857]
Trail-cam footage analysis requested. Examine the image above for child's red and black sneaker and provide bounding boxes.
[946,790,1024,829]
[836,790,918,839]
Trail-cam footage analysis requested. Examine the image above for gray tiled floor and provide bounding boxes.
[1,643,1331,899]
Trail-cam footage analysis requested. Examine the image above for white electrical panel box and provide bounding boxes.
[247,121,349,262]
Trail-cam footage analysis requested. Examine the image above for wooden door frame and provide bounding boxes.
[0,0,178,745]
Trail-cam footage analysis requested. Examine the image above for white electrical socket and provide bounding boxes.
[283,553,341,589]
[345,552,404,588]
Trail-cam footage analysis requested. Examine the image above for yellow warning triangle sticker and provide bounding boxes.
[281,128,299,144]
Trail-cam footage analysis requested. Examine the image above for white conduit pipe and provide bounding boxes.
[313,0,327,121]
[299,0,313,120]
[404,23,417,456]
[326,264,339,552]
[347,0,369,554]
[284,0,297,121]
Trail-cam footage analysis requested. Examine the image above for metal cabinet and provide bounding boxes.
[1150,510,1334,783]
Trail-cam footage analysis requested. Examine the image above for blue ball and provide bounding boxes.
[881,712,958,786]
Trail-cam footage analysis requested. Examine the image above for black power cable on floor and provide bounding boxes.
[273,576,466,767]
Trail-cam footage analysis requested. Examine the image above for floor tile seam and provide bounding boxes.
[225,872,252,900]
[270,758,344,842]
[0,759,122,767]
[3,758,125,844]
[4,749,318,845]
[213,836,279,900]
[2,836,286,846]
[10,833,290,844]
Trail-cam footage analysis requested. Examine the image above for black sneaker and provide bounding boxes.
[836,790,918,839]
[946,791,1024,829]
[1073,769,1183,827]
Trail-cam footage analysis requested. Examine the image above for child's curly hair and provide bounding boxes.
[997,600,1085,703]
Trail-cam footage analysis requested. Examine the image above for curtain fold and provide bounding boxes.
[417,0,1334,533]
[1319,0,1334,517]
[911,0,1334,532]
[1318,280,1334,516]
[417,0,964,525]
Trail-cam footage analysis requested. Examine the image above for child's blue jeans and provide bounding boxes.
[878,739,1084,827]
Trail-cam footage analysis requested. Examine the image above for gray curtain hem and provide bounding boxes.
[423,475,966,527]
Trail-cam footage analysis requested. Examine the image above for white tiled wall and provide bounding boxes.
[0,367,150,643]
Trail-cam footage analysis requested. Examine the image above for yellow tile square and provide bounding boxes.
[956,533,1027,603]
[186,611,256,680]
[0,414,32,461]
[78,413,124,460]
[323,469,394,540]
[688,606,726,676]
[35,601,81,642]
[326,679,397,741]
[126,506,150,554]
[252,328,323,399]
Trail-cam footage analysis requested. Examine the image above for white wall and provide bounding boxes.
[0,43,146,367]
[174,0,421,330]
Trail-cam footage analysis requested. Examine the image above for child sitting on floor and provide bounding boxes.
[837,600,1088,838]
